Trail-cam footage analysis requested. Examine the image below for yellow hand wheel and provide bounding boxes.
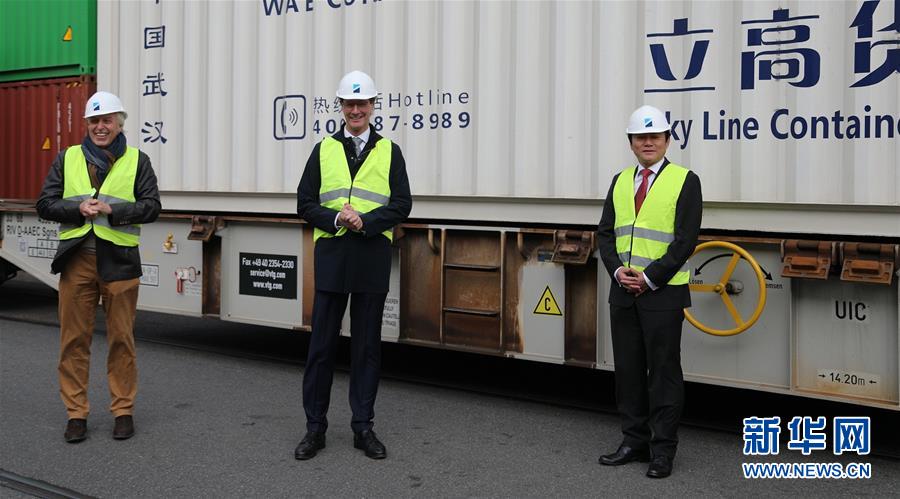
[684,241,767,336]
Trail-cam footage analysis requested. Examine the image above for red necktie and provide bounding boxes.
[634,168,653,215]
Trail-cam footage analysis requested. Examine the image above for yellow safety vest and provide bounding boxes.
[612,163,690,285]
[58,145,141,247]
[314,136,393,243]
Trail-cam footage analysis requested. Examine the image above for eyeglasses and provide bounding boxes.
[341,100,372,110]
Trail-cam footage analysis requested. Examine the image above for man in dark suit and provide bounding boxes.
[294,70,412,460]
[596,105,702,478]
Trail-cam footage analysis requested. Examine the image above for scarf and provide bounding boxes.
[81,132,127,176]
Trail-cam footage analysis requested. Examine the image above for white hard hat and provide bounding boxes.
[335,70,378,100]
[85,91,127,119]
[626,105,670,134]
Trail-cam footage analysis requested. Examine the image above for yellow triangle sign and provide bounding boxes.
[533,285,562,316]
[63,26,73,41]
[41,137,51,150]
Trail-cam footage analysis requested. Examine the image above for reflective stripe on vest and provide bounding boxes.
[611,163,690,285]
[59,145,141,247]
[314,136,393,243]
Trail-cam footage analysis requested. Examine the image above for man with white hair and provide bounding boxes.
[37,91,161,443]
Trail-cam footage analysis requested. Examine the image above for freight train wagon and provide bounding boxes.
[1,0,898,410]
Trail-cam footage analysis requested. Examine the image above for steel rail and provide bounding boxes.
[0,469,95,499]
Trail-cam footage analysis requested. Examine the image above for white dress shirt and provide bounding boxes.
[633,158,664,194]
[344,127,371,151]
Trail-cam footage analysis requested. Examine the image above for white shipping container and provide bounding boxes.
[98,0,900,236]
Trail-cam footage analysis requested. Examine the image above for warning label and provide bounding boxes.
[4,213,59,259]
[382,296,399,329]
[140,264,159,287]
[533,286,562,316]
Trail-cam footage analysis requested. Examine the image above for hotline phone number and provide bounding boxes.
[313,112,472,134]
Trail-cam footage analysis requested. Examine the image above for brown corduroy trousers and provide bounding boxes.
[57,248,140,419]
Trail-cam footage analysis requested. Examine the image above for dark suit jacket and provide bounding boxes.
[596,159,702,310]
[296,126,412,293]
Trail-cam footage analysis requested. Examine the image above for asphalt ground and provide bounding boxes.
[2,273,899,497]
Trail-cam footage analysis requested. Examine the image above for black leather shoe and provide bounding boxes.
[646,455,673,478]
[64,418,87,443]
[599,445,650,466]
[353,430,386,459]
[113,415,135,440]
[294,431,326,460]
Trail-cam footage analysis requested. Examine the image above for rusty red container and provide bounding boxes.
[0,75,96,201]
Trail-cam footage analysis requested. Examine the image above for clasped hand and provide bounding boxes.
[338,203,363,232]
[617,267,648,296]
[79,198,112,219]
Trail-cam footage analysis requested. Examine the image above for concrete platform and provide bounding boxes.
[2,317,899,497]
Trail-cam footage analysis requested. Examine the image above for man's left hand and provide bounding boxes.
[94,200,112,215]
[339,203,363,232]
[631,270,649,296]
[620,268,648,296]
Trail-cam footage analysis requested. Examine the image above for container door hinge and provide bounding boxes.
[187,215,224,242]
[781,240,834,279]
[840,243,898,285]
[551,230,595,265]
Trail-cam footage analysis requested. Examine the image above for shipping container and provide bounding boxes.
[0,75,96,200]
[94,0,899,237]
[0,0,97,82]
[2,0,899,410]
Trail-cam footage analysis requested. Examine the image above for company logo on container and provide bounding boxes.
[644,117,653,127]
[352,83,361,94]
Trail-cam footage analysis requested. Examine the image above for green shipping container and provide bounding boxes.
[0,0,96,82]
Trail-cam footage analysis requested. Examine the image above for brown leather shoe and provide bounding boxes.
[113,415,135,440]
[64,418,87,443]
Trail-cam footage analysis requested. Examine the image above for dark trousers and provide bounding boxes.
[610,304,685,458]
[303,290,387,433]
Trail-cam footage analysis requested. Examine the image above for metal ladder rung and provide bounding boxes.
[443,306,500,317]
